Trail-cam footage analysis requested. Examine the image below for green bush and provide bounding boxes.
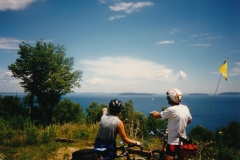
[217,146,240,160]
[188,125,214,142]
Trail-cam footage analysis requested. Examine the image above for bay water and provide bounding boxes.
[63,93,240,132]
[2,93,240,133]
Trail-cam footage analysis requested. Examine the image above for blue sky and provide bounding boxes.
[0,0,239,94]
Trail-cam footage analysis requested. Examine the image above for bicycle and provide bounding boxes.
[94,140,146,160]
[93,129,168,160]
[149,129,168,160]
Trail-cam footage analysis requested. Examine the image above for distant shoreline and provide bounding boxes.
[118,92,155,96]
[218,92,240,95]
[189,93,209,95]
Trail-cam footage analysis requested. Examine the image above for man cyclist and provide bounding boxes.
[94,99,142,159]
[151,88,192,160]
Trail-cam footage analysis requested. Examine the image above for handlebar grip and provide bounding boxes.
[128,143,142,148]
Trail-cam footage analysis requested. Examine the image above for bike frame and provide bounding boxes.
[94,143,144,160]
[150,129,168,160]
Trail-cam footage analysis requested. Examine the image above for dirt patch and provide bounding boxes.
[55,147,79,160]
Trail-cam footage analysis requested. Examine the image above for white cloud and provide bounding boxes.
[86,77,109,85]
[191,33,209,38]
[230,50,240,54]
[229,62,240,76]
[79,57,187,85]
[108,14,125,20]
[188,44,210,47]
[0,0,37,11]
[206,36,221,40]
[231,68,240,74]
[0,38,24,50]
[170,28,180,35]
[109,2,154,13]
[156,40,174,45]
[0,71,22,92]
[99,0,121,4]
[99,0,107,4]
[177,71,187,80]
[235,62,240,66]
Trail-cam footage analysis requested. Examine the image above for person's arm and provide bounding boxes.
[102,108,108,115]
[150,111,162,119]
[118,120,141,146]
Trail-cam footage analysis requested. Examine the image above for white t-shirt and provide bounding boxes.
[160,104,192,145]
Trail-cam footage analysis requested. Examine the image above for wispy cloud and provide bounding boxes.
[170,28,180,35]
[230,62,240,76]
[79,57,186,87]
[188,44,210,47]
[191,33,209,38]
[99,0,121,4]
[235,62,240,66]
[206,36,221,40]
[0,38,23,50]
[229,50,240,54]
[86,77,110,85]
[108,14,125,20]
[0,0,37,11]
[177,71,187,80]
[156,40,174,45]
[0,71,22,92]
[109,2,154,13]
[99,0,107,4]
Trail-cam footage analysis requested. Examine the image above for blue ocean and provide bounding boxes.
[2,93,240,132]
[62,93,240,132]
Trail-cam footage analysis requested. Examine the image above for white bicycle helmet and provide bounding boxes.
[167,88,182,103]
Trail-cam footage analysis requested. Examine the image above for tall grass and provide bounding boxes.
[0,118,99,159]
[0,117,99,147]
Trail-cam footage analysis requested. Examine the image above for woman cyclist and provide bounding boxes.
[94,99,142,159]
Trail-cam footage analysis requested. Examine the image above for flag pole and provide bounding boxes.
[204,74,222,128]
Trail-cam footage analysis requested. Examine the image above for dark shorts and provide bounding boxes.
[165,144,180,157]
[94,137,117,159]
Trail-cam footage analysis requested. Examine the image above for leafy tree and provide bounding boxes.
[120,100,147,139]
[8,40,82,123]
[85,102,107,124]
[0,95,28,119]
[216,121,240,149]
[53,98,85,124]
[120,100,136,138]
[145,114,167,134]
[188,125,214,142]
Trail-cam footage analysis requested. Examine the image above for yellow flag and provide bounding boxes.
[219,58,228,81]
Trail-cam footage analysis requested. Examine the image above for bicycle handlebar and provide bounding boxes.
[156,129,168,137]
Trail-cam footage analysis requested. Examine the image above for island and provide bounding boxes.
[218,92,240,95]
[118,92,154,96]
[189,93,209,95]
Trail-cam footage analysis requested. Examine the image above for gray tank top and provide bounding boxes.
[97,114,119,141]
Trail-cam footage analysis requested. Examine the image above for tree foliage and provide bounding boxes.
[53,98,85,124]
[188,125,214,142]
[85,102,107,124]
[0,95,28,120]
[8,40,83,123]
[216,121,240,150]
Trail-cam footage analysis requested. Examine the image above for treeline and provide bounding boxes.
[0,95,167,136]
[0,95,240,159]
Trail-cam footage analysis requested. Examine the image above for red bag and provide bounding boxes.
[180,143,198,156]
[179,137,198,157]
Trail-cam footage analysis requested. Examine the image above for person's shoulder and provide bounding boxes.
[179,104,188,107]
[179,104,190,110]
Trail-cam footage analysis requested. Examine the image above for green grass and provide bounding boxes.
[0,122,98,159]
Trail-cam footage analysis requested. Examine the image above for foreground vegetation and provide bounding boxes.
[0,95,240,160]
